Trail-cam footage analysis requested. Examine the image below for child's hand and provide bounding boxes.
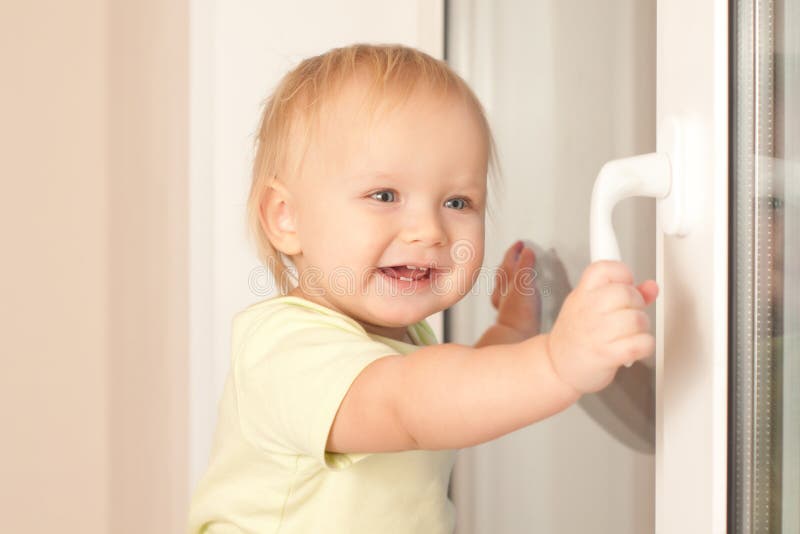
[545,260,659,394]
[491,241,542,340]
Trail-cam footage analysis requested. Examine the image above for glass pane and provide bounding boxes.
[445,1,657,532]
[731,0,800,531]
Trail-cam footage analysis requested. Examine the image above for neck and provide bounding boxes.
[356,321,413,344]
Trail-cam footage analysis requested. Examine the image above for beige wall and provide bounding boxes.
[1,1,188,532]
[107,1,189,533]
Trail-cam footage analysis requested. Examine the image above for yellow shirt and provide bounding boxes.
[187,296,457,533]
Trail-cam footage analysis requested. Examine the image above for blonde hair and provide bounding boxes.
[245,43,502,294]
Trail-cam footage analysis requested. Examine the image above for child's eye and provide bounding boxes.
[444,197,471,210]
[370,190,397,202]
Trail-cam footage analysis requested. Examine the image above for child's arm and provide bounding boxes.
[326,260,658,454]
[325,335,574,454]
[474,322,530,347]
[395,333,579,450]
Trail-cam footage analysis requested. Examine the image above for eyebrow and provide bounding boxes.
[357,171,486,191]
[456,183,486,194]
[356,171,398,182]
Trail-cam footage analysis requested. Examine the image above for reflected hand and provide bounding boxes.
[491,240,542,340]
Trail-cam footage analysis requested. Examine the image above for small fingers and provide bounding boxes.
[637,280,660,306]
[605,309,651,342]
[492,240,524,308]
[606,332,656,367]
[578,260,635,292]
[513,246,538,295]
[593,282,646,312]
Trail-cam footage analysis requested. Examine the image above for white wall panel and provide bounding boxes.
[189,0,445,493]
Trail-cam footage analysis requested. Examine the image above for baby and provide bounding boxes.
[188,43,658,533]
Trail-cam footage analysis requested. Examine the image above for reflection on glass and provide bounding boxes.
[731,0,799,531]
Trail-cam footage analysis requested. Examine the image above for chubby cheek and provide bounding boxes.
[296,203,382,280]
[456,227,485,294]
[461,249,486,292]
[435,232,482,300]
[449,219,484,269]
[294,206,341,273]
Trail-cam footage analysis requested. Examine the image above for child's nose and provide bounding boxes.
[399,209,447,247]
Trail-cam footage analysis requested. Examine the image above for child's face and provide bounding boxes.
[285,80,488,337]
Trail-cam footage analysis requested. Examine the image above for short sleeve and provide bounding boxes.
[232,300,400,471]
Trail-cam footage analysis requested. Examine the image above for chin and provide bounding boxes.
[362,300,438,327]
[374,310,428,328]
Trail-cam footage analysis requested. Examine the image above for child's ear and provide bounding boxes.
[258,179,302,256]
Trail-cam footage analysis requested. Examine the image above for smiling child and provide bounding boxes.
[187,43,658,534]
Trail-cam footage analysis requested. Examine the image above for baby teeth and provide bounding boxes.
[399,276,413,281]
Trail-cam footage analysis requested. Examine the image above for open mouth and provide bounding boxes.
[378,265,433,282]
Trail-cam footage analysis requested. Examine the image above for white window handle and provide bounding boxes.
[590,117,694,261]
[590,152,671,261]
[589,118,695,366]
